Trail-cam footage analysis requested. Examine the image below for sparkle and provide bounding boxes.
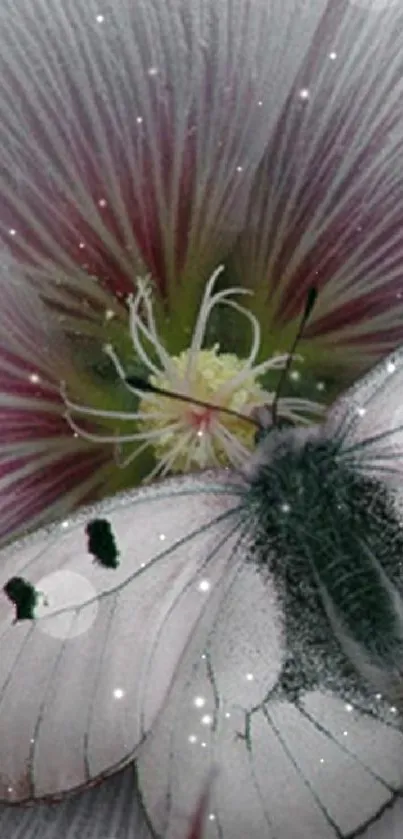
[104,309,115,321]
[280,502,290,513]
[78,242,86,250]
[329,51,337,60]
[208,814,216,822]
[289,370,300,381]
[236,165,243,172]
[29,373,40,383]
[61,520,70,529]
[198,579,211,592]
[319,758,325,764]
[201,742,207,748]
[113,688,125,699]
[299,88,310,100]
[159,533,166,541]
[316,382,325,391]
[390,706,397,714]
[356,406,366,417]
[245,672,254,681]
[98,198,107,207]
[201,714,213,726]
[188,734,198,744]
[193,696,206,708]
[136,116,143,124]
[148,66,158,76]
[387,360,396,373]
[345,703,353,712]
[343,730,348,736]
[8,228,17,236]
[96,14,105,23]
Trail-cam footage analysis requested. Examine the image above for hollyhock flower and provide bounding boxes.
[0,0,403,523]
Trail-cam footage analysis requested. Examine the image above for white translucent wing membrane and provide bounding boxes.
[137,602,403,839]
[0,471,246,803]
[323,346,403,485]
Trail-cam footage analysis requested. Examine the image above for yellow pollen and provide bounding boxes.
[138,346,267,471]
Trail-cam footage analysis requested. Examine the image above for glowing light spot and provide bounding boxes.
[319,758,325,764]
[78,242,86,249]
[299,88,310,100]
[375,693,382,700]
[105,309,115,321]
[61,520,70,529]
[29,373,40,384]
[329,51,337,60]
[236,165,243,172]
[225,712,231,718]
[194,696,206,708]
[246,673,254,682]
[198,579,211,592]
[188,734,198,744]
[390,706,397,714]
[289,370,300,381]
[343,730,348,737]
[113,688,125,699]
[201,741,207,748]
[136,116,143,124]
[356,406,366,417]
[98,198,107,207]
[280,502,290,513]
[316,382,325,391]
[209,813,216,822]
[8,228,17,236]
[36,571,98,639]
[201,714,213,726]
[159,533,166,541]
[96,14,105,23]
[345,703,353,712]
[148,66,158,76]
[387,361,396,374]
[257,100,263,107]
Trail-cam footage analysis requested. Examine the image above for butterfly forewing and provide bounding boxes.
[323,345,403,483]
[0,472,245,803]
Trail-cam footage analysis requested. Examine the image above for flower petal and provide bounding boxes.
[0,257,110,543]
[0,764,152,839]
[0,0,328,334]
[234,2,403,368]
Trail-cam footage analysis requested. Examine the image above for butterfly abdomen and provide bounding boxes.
[248,431,403,693]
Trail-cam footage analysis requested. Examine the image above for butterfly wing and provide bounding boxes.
[322,345,403,483]
[0,470,248,803]
[136,557,403,839]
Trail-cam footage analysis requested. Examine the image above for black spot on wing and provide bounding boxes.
[86,519,120,569]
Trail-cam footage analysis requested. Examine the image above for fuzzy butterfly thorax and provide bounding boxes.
[246,425,403,704]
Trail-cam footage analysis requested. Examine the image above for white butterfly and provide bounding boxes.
[1,346,403,839]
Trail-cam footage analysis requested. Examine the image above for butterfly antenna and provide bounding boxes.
[125,376,261,429]
[271,287,318,427]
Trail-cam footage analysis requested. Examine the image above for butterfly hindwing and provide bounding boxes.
[137,552,403,839]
